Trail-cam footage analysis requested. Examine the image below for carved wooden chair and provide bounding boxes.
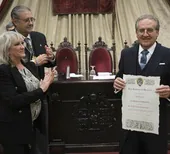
[85,37,115,78]
[55,37,81,75]
[124,40,140,48]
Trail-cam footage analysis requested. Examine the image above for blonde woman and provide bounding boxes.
[0,31,54,154]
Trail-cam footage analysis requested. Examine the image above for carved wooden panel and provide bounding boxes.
[48,80,121,153]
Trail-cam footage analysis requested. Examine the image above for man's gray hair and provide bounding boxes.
[6,22,14,30]
[11,5,31,19]
[0,31,23,65]
[135,14,160,31]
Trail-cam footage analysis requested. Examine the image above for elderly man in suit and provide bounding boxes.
[10,5,56,154]
[11,5,55,79]
[114,14,170,154]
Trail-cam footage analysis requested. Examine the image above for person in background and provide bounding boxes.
[113,14,170,154]
[0,31,55,154]
[11,5,56,79]
[5,21,15,31]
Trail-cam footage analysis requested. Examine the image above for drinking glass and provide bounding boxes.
[90,66,96,76]
[53,66,58,79]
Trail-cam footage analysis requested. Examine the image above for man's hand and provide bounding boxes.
[113,77,126,93]
[45,45,55,60]
[35,54,48,66]
[156,85,170,98]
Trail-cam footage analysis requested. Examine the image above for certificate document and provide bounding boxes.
[122,75,160,134]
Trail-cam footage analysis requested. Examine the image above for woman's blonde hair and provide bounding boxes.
[0,31,23,65]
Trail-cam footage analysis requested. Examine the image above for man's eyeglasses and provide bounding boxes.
[137,28,156,34]
[17,17,36,23]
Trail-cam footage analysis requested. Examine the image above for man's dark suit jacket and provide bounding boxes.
[0,62,45,144]
[29,31,56,79]
[16,30,55,79]
[116,42,170,154]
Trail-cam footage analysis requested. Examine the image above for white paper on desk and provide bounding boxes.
[70,73,83,78]
[122,75,160,134]
[93,75,115,80]
[98,72,112,76]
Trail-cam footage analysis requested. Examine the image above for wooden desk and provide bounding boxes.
[48,79,121,153]
[48,78,170,153]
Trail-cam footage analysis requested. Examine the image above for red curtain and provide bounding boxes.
[52,0,116,15]
[0,0,13,20]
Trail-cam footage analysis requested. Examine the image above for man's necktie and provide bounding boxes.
[25,38,34,53]
[140,50,149,69]
[24,38,34,61]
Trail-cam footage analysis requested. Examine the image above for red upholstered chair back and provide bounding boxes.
[56,37,78,74]
[90,47,112,73]
[89,37,113,73]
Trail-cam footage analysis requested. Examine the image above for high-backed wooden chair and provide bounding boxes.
[85,37,115,78]
[55,37,81,75]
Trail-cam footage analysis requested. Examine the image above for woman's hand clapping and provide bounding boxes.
[40,69,55,92]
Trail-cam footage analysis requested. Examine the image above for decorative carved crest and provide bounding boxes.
[58,37,74,50]
[92,36,108,49]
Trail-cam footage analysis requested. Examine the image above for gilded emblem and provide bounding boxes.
[137,78,143,86]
